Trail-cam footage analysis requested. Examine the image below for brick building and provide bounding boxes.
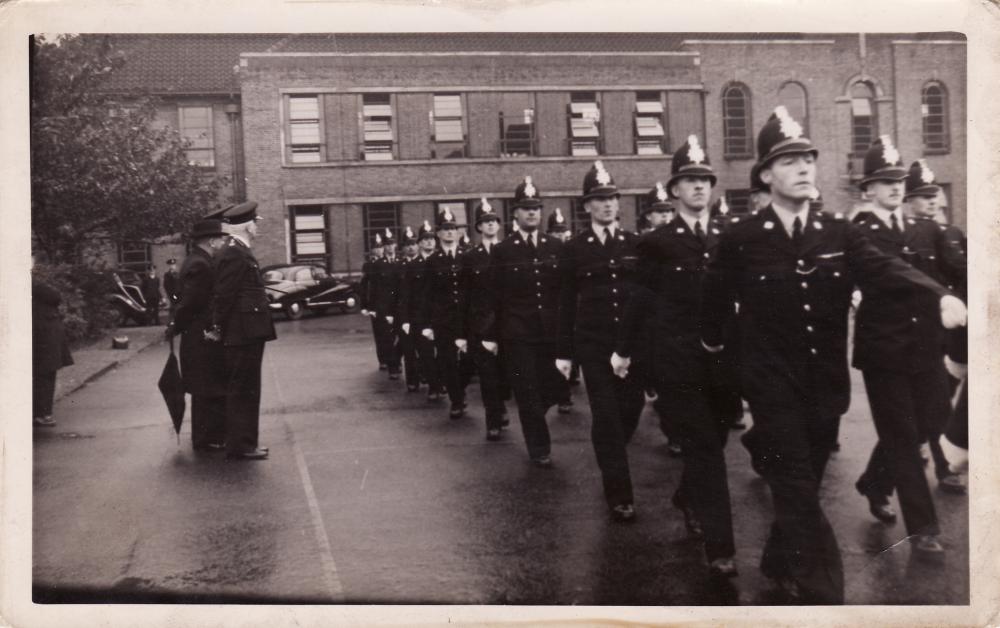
[103,33,966,276]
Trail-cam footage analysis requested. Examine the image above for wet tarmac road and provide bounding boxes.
[33,312,969,605]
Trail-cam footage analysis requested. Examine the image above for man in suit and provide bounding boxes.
[208,201,277,461]
[399,221,445,401]
[166,220,228,451]
[700,107,967,603]
[372,228,403,380]
[457,199,508,440]
[612,139,740,575]
[557,161,644,522]
[480,176,564,467]
[420,207,468,419]
[851,140,968,547]
[359,234,386,370]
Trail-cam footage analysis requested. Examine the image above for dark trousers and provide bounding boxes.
[146,305,160,326]
[659,380,736,561]
[751,398,843,604]
[471,337,507,430]
[223,342,265,455]
[191,394,226,448]
[33,370,57,418]
[856,365,948,536]
[374,317,400,372]
[578,353,645,508]
[415,334,442,394]
[370,317,384,366]
[434,330,466,406]
[398,327,419,387]
[946,376,968,449]
[504,341,561,459]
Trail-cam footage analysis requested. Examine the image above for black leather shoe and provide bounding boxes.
[227,448,269,460]
[500,415,510,428]
[406,384,419,393]
[774,576,804,603]
[486,428,502,441]
[449,403,466,419]
[938,473,967,495]
[867,497,897,524]
[672,494,704,538]
[530,455,553,468]
[728,418,747,430]
[610,503,637,523]
[427,391,442,402]
[709,557,739,578]
[388,372,400,380]
[194,442,226,452]
[912,534,945,558]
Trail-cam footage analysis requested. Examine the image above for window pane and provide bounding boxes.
[364,119,393,141]
[571,118,600,137]
[294,212,325,230]
[637,140,664,155]
[295,233,327,255]
[723,85,751,156]
[291,122,320,145]
[291,148,321,163]
[435,119,464,141]
[636,100,664,114]
[186,149,215,167]
[289,97,319,120]
[571,141,599,156]
[363,104,393,117]
[851,98,872,116]
[636,117,664,136]
[433,95,462,117]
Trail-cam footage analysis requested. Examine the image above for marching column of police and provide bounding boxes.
[164,105,967,604]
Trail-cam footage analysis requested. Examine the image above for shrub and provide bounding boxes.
[32,262,118,348]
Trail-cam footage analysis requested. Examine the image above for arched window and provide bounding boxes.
[722,83,752,158]
[778,81,809,134]
[850,81,877,155]
[922,81,949,153]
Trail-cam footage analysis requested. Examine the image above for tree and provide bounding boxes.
[30,34,224,265]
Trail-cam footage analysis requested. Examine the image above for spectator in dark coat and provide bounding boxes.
[32,253,74,427]
[141,265,162,325]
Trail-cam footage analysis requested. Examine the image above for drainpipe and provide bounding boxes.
[223,103,244,201]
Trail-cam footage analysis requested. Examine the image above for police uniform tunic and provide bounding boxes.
[557,225,645,507]
[459,242,507,429]
[359,257,384,367]
[393,256,421,388]
[371,256,402,374]
[400,253,443,396]
[420,248,467,408]
[701,205,949,603]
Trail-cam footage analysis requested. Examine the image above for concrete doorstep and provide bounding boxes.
[54,325,167,402]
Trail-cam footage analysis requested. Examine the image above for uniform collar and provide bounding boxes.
[871,206,905,231]
[677,211,708,235]
[591,223,616,242]
[770,204,809,238]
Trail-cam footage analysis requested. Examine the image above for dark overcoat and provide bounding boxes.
[32,280,74,374]
[212,239,277,346]
[172,247,226,396]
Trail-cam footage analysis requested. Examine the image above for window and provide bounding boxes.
[499,92,536,157]
[778,82,809,135]
[362,203,400,253]
[435,201,470,235]
[178,106,215,167]
[287,95,323,164]
[118,241,151,272]
[362,93,395,161]
[850,81,877,156]
[432,94,466,159]
[634,91,666,155]
[570,199,590,233]
[289,205,330,266]
[922,81,949,153]
[722,83,752,158]
[568,92,602,156]
[724,189,752,215]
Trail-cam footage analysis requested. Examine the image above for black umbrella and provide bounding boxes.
[157,335,186,444]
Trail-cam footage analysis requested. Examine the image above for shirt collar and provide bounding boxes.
[677,211,708,235]
[592,223,616,241]
[440,245,459,256]
[229,233,251,248]
[871,206,904,231]
[770,204,808,238]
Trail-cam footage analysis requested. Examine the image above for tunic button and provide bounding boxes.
[612,288,617,294]
[704,252,710,258]
[911,317,918,322]
[611,274,617,279]
[833,271,841,278]
[537,305,543,310]
[797,259,805,266]
[810,348,818,355]
[759,275,766,280]
[537,293,542,297]
[614,317,619,322]
[801,282,808,289]
[806,325,814,332]
[803,304,811,312]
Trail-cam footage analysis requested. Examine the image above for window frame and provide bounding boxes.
[499,93,537,158]
[361,93,396,161]
[850,81,878,157]
[634,90,667,156]
[568,92,603,157]
[118,241,152,272]
[921,81,950,155]
[724,189,753,215]
[289,205,331,268]
[431,93,467,159]
[177,105,216,168]
[721,83,753,159]
[362,203,401,254]
[285,94,326,165]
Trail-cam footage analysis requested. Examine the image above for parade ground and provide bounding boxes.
[32,312,969,606]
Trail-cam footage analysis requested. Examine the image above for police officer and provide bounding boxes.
[481,176,564,467]
[638,191,675,235]
[167,220,227,451]
[372,228,403,380]
[360,234,386,370]
[141,264,162,325]
[851,139,968,546]
[208,201,277,460]
[399,221,445,401]
[700,107,967,603]
[163,258,180,313]
[557,161,644,521]
[394,226,422,391]
[420,207,468,419]
[546,207,574,413]
[457,199,509,440]
[612,138,739,575]
[904,159,966,260]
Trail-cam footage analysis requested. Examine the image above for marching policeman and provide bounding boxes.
[457,199,509,440]
[360,234,386,369]
[612,138,739,575]
[419,207,468,419]
[167,220,227,451]
[399,221,445,401]
[546,207,574,413]
[557,161,644,522]
[395,226,422,391]
[371,228,403,380]
[481,176,564,467]
[851,139,968,551]
[904,159,967,261]
[700,107,966,603]
[209,201,277,460]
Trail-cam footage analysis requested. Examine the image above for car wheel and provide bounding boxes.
[285,301,306,320]
[113,304,132,327]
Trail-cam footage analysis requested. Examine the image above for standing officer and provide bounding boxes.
[638,192,675,235]
[372,228,402,380]
[480,176,564,467]
[700,107,966,603]
[208,201,276,461]
[611,138,739,576]
[851,138,967,549]
[394,226,421,391]
[457,198,508,440]
[420,207,468,419]
[905,159,966,261]
[546,207,574,413]
[360,233,386,370]
[163,258,180,314]
[141,264,162,325]
[557,161,644,521]
[166,219,227,451]
[400,221,445,401]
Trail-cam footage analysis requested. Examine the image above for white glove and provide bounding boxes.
[940,295,967,329]
[555,359,572,380]
[401,323,411,334]
[944,355,968,380]
[701,340,724,354]
[368,310,378,319]
[481,340,498,355]
[422,328,435,341]
[851,290,862,309]
[610,352,630,379]
[361,309,369,317]
[455,338,468,353]
[385,316,394,325]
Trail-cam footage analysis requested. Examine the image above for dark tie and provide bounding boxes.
[792,216,803,245]
[603,227,613,248]
[890,213,902,236]
[694,220,705,244]
[527,234,536,254]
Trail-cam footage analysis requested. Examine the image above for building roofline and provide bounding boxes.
[891,40,967,45]
[239,50,700,58]
[681,39,836,45]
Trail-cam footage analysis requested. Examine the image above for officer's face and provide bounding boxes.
[403,243,418,257]
[908,194,938,218]
[247,218,259,238]
[671,177,712,212]
[437,226,459,244]
[384,243,397,256]
[647,209,673,227]
[585,195,619,226]
[418,237,436,253]
[515,207,541,231]
[761,153,816,203]
[372,245,384,257]
[868,180,905,211]
[479,218,501,238]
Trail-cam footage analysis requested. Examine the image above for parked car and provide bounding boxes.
[105,270,150,326]
[261,264,359,320]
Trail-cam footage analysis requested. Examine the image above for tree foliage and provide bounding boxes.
[30,34,225,264]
